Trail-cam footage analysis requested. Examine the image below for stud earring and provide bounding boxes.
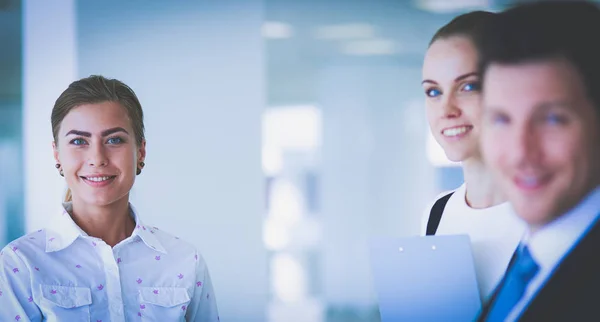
[55,164,64,177]
[136,161,145,176]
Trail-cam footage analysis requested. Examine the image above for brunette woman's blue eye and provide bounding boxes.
[462,82,480,92]
[426,88,441,97]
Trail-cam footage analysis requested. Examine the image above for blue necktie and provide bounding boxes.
[486,245,539,322]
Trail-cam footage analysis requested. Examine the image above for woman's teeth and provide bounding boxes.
[442,126,471,137]
[85,176,112,182]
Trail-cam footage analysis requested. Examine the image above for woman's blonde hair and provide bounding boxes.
[51,75,145,202]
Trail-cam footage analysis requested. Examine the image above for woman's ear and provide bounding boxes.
[138,139,146,163]
[52,141,60,164]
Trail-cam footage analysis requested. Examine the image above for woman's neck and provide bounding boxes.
[69,195,135,247]
[461,156,506,209]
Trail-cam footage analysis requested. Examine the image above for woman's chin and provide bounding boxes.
[443,147,479,164]
[443,152,467,163]
[74,193,128,207]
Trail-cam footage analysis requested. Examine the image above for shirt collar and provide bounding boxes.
[45,203,85,252]
[524,185,600,271]
[45,202,167,254]
[129,204,167,254]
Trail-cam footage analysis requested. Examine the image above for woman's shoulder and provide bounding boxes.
[144,226,205,257]
[419,185,464,235]
[423,184,464,213]
[1,229,48,261]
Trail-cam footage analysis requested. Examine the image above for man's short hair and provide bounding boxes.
[478,1,600,115]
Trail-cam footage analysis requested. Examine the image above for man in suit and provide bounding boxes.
[475,1,600,321]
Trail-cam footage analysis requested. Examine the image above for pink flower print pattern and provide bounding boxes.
[196,281,202,287]
[50,290,57,295]
[117,258,122,264]
[75,264,81,268]
[92,241,97,247]
[97,284,104,291]
[34,267,39,271]
[155,255,160,261]
[0,290,3,296]
[178,273,184,279]
[140,304,146,310]
[28,296,33,302]
[138,312,142,317]
[195,254,198,261]
[153,289,159,295]
[12,268,19,273]
[48,237,55,242]
[11,246,17,252]
[15,315,21,321]
[181,305,187,311]
[136,278,143,284]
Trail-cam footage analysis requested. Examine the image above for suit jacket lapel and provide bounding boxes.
[518,216,600,321]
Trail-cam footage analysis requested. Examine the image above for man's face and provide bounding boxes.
[481,58,600,229]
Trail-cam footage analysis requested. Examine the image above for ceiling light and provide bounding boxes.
[341,39,397,56]
[415,0,491,13]
[314,23,376,40]
[262,21,293,39]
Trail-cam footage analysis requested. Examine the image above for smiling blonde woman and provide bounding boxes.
[0,75,219,322]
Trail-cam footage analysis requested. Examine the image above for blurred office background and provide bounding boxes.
[0,0,559,321]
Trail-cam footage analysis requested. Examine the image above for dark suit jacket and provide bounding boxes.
[477,216,600,322]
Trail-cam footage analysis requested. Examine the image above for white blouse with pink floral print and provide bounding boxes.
[0,203,219,322]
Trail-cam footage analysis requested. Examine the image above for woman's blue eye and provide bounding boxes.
[426,88,441,97]
[70,138,87,145]
[462,82,480,92]
[107,137,123,144]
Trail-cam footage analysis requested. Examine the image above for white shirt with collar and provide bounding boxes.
[506,186,600,321]
[0,203,219,322]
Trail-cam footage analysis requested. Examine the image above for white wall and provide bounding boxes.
[23,0,76,232]
[318,60,435,309]
[24,1,267,321]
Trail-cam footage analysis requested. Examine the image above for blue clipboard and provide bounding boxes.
[369,235,482,322]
